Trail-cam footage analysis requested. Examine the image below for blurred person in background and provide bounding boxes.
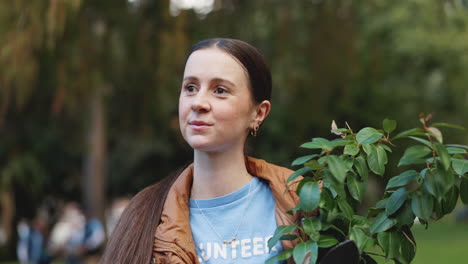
[105,198,129,238]
[48,202,104,264]
[78,209,105,264]
[17,217,51,264]
[17,219,29,264]
[100,38,314,264]
[48,202,85,261]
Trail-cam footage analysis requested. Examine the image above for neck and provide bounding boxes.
[191,148,252,199]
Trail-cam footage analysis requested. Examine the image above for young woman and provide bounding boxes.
[100,38,305,264]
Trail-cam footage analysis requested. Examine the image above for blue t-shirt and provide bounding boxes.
[189,177,284,264]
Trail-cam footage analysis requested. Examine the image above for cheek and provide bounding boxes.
[178,97,189,124]
[215,102,251,125]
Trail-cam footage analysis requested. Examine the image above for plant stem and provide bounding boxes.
[365,252,386,258]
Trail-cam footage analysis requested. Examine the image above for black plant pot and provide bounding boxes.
[318,240,360,264]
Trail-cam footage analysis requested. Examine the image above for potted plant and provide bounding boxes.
[267,114,468,264]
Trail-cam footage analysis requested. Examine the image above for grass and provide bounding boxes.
[375,220,468,264]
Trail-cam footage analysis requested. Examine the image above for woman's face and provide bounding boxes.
[178,47,259,153]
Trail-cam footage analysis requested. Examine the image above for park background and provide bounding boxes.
[1,0,468,263]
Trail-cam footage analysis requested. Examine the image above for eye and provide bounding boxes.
[184,84,197,94]
[214,87,228,95]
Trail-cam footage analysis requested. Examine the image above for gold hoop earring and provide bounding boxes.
[250,126,258,137]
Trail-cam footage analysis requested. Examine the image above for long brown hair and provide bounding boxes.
[99,168,182,264]
[100,38,272,263]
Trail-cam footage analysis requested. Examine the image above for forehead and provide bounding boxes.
[183,48,249,84]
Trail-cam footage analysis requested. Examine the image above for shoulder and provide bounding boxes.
[246,156,294,183]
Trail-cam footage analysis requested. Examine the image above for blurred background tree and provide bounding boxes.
[0,0,467,260]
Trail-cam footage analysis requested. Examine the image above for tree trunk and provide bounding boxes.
[83,88,106,226]
[0,187,14,244]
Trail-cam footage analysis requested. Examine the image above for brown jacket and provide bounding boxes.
[151,157,303,263]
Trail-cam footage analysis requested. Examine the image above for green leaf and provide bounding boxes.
[296,177,315,195]
[368,207,382,218]
[408,136,432,148]
[301,138,335,151]
[347,173,366,201]
[299,182,321,213]
[309,242,318,264]
[286,166,311,184]
[377,231,399,260]
[352,215,372,228]
[319,187,336,210]
[386,188,409,216]
[380,143,393,153]
[452,159,468,175]
[302,217,321,237]
[337,199,354,220]
[362,144,373,156]
[445,144,468,150]
[323,170,345,198]
[432,122,465,130]
[318,235,339,248]
[411,192,433,220]
[398,145,432,167]
[386,170,419,190]
[422,169,445,199]
[396,201,415,226]
[265,249,293,264]
[356,127,384,145]
[279,234,299,241]
[434,143,451,171]
[344,143,360,156]
[436,165,456,193]
[350,228,374,253]
[293,241,314,264]
[370,212,397,234]
[330,139,354,148]
[391,128,425,140]
[383,119,397,134]
[400,228,416,263]
[446,147,467,154]
[460,178,468,205]
[344,157,354,170]
[317,156,328,166]
[376,198,388,209]
[327,155,348,183]
[354,156,369,180]
[292,154,319,166]
[305,160,323,171]
[377,232,389,256]
[387,232,400,261]
[361,253,378,264]
[268,225,297,251]
[440,186,459,216]
[366,144,387,176]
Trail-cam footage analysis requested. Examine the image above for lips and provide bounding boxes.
[189,120,212,126]
[188,120,213,131]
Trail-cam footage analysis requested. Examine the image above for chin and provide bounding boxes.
[189,142,223,153]
[184,133,244,153]
[186,138,216,152]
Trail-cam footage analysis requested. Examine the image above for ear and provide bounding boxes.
[251,100,271,128]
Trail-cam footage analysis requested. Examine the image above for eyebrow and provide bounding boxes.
[183,76,236,87]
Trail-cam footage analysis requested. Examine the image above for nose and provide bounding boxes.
[191,91,211,113]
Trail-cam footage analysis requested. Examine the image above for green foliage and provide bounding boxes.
[2,0,468,258]
[268,116,467,264]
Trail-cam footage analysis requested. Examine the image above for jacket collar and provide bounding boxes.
[153,156,299,261]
